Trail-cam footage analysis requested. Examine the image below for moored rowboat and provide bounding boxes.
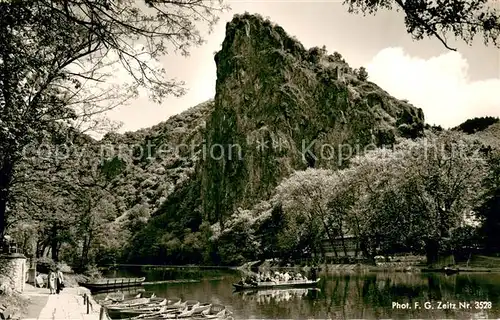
[105,297,151,308]
[103,301,232,320]
[107,304,167,319]
[232,278,321,290]
[198,304,227,319]
[105,292,125,302]
[172,300,200,318]
[191,302,211,315]
[80,277,146,291]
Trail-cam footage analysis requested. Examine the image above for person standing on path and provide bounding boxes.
[48,269,56,294]
[56,267,64,294]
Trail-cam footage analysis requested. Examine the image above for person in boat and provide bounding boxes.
[246,275,257,286]
[273,271,280,282]
[264,272,272,282]
[238,276,247,285]
[48,269,56,294]
[283,272,290,282]
[55,267,64,294]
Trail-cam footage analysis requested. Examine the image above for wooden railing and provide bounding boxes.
[84,293,108,320]
[83,293,93,314]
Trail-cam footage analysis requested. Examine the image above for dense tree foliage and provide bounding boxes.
[455,116,500,134]
[192,133,489,266]
[354,67,368,81]
[476,151,500,253]
[344,0,500,51]
[0,0,224,245]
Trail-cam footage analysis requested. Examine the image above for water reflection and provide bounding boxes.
[234,288,320,304]
[100,268,500,319]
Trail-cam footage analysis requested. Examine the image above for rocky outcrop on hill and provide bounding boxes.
[199,13,424,225]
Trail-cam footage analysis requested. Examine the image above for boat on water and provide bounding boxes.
[102,291,156,305]
[197,304,227,319]
[105,292,125,302]
[80,277,146,291]
[176,300,201,318]
[101,298,233,320]
[105,298,188,319]
[107,301,167,319]
[190,303,211,315]
[163,298,183,309]
[232,278,321,290]
[105,297,151,309]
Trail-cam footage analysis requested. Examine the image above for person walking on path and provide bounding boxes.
[55,267,64,294]
[48,269,56,294]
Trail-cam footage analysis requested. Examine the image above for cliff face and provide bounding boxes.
[199,13,424,225]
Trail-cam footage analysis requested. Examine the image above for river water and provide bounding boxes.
[93,267,500,319]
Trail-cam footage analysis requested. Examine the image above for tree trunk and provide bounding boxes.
[56,242,62,260]
[51,224,59,262]
[320,218,338,258]
[81,236,89,268]
[0,162,14,248]
[354,239,360,258]
[425,239,440,266]
[340,233,348,257]
[81,227,93,268]
[360,237,375,264]
[319,241,326,262]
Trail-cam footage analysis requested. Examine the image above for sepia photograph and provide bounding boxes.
[0,0,499,319]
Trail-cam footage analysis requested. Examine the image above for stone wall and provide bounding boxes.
[0,253,27,293]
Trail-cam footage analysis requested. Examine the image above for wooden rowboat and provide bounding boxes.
[105,292,125,302]
[106,302,231,320]
[109,297,150,307]
[107,302,170,319]
[199,304,227,319]
[79,277,146,291]
[232,278,321,291]
[191,302,211,315]
[174,300,200,318]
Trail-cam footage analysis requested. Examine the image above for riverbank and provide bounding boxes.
[240,255,500,273]
[238,260,421,273]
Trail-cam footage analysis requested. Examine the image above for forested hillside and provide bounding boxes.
[7,14,500,270]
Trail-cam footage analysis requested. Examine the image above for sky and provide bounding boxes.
[105,0,500,133]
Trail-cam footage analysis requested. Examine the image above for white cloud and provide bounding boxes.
[366,47,500,128]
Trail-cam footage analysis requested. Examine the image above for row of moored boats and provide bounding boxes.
[100,292,233,320]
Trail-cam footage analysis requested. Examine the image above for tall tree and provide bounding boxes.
[0,0,225,242]
[349,133,487,264]
[476,151,500,253]
[273,168,357,260]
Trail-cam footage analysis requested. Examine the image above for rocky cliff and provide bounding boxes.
[88,13,426,263]
[199,13,424,225]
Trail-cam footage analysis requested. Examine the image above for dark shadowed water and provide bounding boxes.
[93,267,500,319]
